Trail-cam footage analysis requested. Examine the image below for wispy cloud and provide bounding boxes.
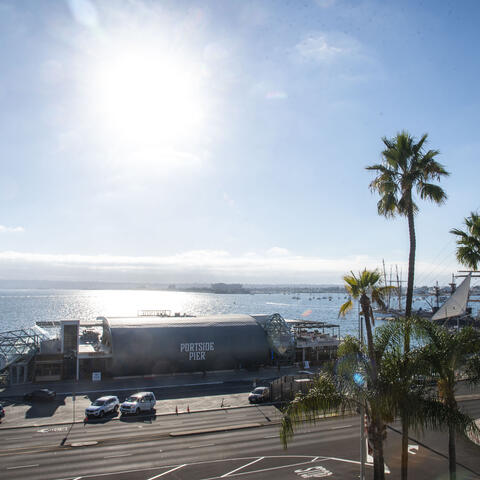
[266,247,290,257]
[265,90,288,100]
[0,225,24,233]
[295,32,362,64]
[223,192,235,207]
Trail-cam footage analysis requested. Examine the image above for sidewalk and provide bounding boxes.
[0,365,298,398]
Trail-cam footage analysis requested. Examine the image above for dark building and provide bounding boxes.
[99,313,294,377]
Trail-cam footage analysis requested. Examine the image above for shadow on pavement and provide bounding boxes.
[119,410,157,423]
[25,396,65,419]
[84,409,120,424]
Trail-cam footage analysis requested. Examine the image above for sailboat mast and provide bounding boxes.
[396,265,402,311]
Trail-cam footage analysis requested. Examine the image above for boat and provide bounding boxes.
[431,273,480,328]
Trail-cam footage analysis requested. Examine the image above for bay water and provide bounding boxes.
[0,289,447,338]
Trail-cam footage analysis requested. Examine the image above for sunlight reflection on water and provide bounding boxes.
[0,290,465,339]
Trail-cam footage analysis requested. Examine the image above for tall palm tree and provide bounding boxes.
[366,131,449,319]
[415,320,480,480]
[366,131,449,480]
[450,212,480,270]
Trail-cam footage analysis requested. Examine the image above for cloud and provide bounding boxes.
[295,32,361,64]
[0,249,457,284]
[265,90,288,100]
[66,0,99,29]
[0,225,24,233]
[223,192,235,207]
[266,247,290,257]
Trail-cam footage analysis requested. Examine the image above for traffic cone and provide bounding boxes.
[187,405,190,413]
[175,405,178,415]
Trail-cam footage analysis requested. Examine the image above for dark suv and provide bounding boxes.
[24,389,56,402]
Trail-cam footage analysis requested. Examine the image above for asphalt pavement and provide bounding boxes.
[2,407,480,480]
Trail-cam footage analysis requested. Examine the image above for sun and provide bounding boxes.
[87,45,207,155]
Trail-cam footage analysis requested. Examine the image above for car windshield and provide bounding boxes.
[92,400,106,406]
[253,388,265,394]
[125,396,139,403]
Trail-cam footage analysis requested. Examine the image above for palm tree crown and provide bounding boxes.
[367,131,449,218]
[450,211,480,270]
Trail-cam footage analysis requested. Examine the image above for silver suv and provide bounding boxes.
[85,395,119,417]
[120,392,156,415]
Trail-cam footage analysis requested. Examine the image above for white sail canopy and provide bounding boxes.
[432,274,471,321]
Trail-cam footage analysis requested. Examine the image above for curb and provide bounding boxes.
[169,423,262,437]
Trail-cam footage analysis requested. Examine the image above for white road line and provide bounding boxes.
[104,453,132,458]
[206,459,332,480]
[221,457,264,477]
[147,464,186,479]
[6,464,40,470]
[188,444,216,449]
[51,456,321,480]
[263,435,277,438]
[330,424,353,430]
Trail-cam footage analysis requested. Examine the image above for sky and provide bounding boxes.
[0,0,479,286]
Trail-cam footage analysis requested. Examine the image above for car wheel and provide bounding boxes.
[136,408,140,415]
[100,410,105,417]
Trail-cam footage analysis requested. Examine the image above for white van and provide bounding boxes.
[120,392,156,415]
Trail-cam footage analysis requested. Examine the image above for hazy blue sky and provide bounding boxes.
[0,0,478,285]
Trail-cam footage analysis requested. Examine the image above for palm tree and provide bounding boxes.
[415,320,480,480]
[366,131,449,480]
[339,269,392,479]
[450,212,480,270]
[280,322,421,480]
[339,269,390,377]
[366,131,449,319]
[280,336,388,479]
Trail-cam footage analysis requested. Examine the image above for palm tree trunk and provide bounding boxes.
[360,294,377,378]
[372,414,386,480]
[406,205,416,319]
[448,422,456,480]
[401,205,416,480]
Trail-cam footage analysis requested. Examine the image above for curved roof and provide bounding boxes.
[101,314,259,329]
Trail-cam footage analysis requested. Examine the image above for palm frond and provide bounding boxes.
[418,182,448,204]
[338,299,353,317]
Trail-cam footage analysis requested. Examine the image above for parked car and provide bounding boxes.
[120,392,156,415]
[85,396,119,418]
[24,389,56,402]
[248,386,270,404]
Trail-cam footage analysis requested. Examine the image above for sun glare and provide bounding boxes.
[88,46,207,154]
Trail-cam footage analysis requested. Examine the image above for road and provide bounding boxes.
[2,403,480,480]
